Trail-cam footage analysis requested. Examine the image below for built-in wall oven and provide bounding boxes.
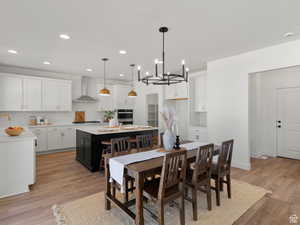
[117,109,133,125]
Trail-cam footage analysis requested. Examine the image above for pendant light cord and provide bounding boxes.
[103,60,106,88]
[162,31,165,78]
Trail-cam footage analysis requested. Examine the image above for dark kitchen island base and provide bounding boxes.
[76,128,159,172]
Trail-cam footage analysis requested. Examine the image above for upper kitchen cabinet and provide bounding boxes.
[113,85,135,109]
[42,79,72,111]
[193,71,207,112]
[165,82,189,100]
[23,77,42,111]
[0,74,23,111]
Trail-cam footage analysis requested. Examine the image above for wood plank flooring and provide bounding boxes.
[0,151,299,225]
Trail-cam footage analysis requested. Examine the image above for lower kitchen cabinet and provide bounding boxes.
[30,125,96,153]
[30,127,47,152]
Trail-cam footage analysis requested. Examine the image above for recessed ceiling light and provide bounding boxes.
[86,68,93,72]
[120,74,124,77]
[119,50,127,55]
[59,34,71,40]
[43,61,51,65]
[8,49,18,54]
[284,32,294,38]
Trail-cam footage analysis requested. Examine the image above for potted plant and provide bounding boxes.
[104,110,115,122]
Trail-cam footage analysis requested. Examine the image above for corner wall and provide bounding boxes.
[207,39,300,170]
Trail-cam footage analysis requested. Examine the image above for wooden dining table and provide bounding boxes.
[103,144,220,225]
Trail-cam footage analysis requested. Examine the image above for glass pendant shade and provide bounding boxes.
[99,87,110,96]
[128,89,137,97]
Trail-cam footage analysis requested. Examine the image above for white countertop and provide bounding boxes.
[77,125,158,135]
[0,128,36,143]
[28,122,106,128]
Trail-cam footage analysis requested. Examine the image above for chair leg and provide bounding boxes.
[191,188,198,221]
[158,202,165,225]
[179,194,185,225]
[112,181,116,198]
[215,178,221,206]
[206,183,212,211]
[226,174,231,199]
[124,180,129,203]
[220,178,224,191]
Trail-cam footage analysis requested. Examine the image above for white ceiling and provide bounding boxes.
[0,0,300,80]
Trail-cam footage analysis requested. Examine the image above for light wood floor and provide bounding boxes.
[0,151,299,225]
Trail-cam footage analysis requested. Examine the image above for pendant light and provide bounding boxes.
[128,64,137,97]
[99,58,110,96]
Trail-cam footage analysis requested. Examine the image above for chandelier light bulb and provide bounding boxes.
[181,59,185,65]
[186,68,189,72]
[154,59,159,64]
[145,72,149,76]
[137,65,141,70]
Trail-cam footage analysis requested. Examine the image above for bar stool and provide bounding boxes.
[100,140,112,170]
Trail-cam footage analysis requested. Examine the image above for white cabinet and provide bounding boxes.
[0,75,23,111]
[165,82,189,100]
[0,74,71,112]
[23,78,42,111]
[47,127,62,150]
[61,127,76,149]
[194,73,207,112]
[42,79,72,111]
[47,127,76,150]
[31,128,47,152]
[188,127,208,142]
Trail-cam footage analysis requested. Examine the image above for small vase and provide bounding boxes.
[163,129,176,150]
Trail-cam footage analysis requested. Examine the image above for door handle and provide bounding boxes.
[277,120,281,123]
[277,125,281,128]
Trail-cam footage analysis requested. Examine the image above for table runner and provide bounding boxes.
[109,142,209,192]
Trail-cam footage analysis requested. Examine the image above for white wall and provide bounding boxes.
[207,39,300,170]
[250,66,300,157]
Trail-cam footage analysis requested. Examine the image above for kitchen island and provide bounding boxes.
[76,126,159,172]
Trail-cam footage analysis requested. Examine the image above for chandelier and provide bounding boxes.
[137,27,189,85]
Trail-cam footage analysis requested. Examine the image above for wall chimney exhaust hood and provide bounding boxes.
[73,76,98,103]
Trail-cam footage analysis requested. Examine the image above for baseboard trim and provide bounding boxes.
[36,148,75,155]
[232,161,251,171]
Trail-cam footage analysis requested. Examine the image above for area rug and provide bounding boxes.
[52,179,270,225]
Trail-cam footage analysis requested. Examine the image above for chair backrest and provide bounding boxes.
[217,139,234,171]
[192,144,214,183]
[111,137,131,156]
[158,150,187,200]
[136,134,153,151]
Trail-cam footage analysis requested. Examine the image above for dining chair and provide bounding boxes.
[211,139,234,206]
[136,134,154,151]
[185,144,213,221]
[110,137,134,202]
[143,150,187,225]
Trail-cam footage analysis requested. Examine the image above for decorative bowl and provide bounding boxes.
[5,126,24,136]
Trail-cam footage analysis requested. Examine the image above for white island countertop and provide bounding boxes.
[76,125,158,135]
[0,128,36,143]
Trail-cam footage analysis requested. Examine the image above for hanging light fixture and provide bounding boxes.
[128,64,137,97]
[137,26,189,85]
[99,58,110,96]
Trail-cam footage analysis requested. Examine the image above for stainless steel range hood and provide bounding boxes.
[73,76,98,103]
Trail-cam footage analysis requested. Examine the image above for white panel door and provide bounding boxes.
[23,78,42,111]
[61,127,76,148]
[194,75,207,112]
[43,80,60,111]
[59,81,72,111]
[47,127,62,150]
[0,75,23,111]
[277,87,300,159]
